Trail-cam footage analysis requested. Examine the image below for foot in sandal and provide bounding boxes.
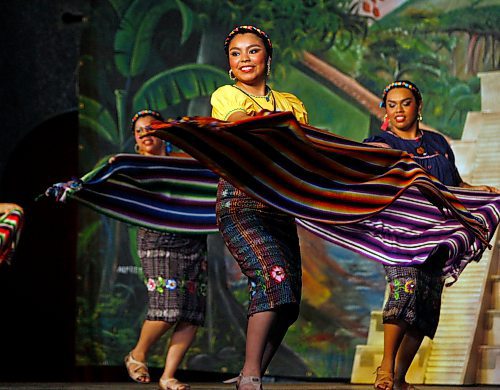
[223,373,262,390]
[159,377,191,390]
[374,366,393,390]
[124,351,150,383]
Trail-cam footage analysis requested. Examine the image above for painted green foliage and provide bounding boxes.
[81,0,228,155]
[114,0,195,77]
[133,64,228,110]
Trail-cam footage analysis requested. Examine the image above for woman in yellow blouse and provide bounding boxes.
[211,26,307,390]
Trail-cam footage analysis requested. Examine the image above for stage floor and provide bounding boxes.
[0,384,496,389]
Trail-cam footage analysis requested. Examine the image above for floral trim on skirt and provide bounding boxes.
[216,179,301,317]
[383,264,444,338]
[137,228,207,325]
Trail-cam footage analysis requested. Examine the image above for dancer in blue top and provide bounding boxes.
[366,80,499,390]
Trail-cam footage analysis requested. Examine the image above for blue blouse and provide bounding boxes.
[364,130,462,186]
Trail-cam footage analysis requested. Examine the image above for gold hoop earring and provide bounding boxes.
[418,113,423,121]
[228,69,236,81]
[266,58,271,77]
[134,143,141,153]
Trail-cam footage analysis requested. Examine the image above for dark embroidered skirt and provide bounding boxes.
[383,264,444,338]
[137,228,208,325]
[216,179,302,317]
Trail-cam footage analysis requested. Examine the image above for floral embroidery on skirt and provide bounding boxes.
[138,228,207,325]
[383,264,444,338]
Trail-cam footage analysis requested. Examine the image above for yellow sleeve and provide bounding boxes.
[276,92,309,125]
[211,85,253,121]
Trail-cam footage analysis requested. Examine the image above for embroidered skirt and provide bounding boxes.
[137,228,208,325]
[216,179,302,316]
[383,264,444,338]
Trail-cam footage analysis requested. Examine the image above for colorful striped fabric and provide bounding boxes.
[298,186,499,283]
[46,154,219,234]
[46,112,500,280]
[149,112,490,243]
[0,208,24,265]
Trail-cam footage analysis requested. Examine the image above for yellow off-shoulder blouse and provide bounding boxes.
[210,85,308,125]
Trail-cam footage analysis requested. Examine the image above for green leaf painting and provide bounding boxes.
[133,64,228,111]
[114,0,182,77]
[79,95,117,143]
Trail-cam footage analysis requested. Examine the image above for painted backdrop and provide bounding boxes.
[77,0,500,378]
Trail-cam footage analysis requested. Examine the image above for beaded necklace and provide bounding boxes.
[232,85,276,112]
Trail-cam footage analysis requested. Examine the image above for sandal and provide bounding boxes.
[374,366,393,390]
[223,373,262,390]
[124,351,150,383]
[223,374,240,388]
[159,377,190,390]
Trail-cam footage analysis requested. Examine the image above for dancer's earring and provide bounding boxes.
[418,113,423,121]
[228,69,236,81]
[134,143,141,154]
[266,58,272,77]
[381,114,389,131]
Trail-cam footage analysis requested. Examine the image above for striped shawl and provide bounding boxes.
[45,112,500,281]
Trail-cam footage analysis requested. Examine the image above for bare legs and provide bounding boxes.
[241,311,276,378]
[380,321,406,375]
[260,308,296,374]
[161,322,198,381]
[378,320,424,390]
[239,307,297,390]
[129,320,198,384]
[128,320,171,383]
[393,328,424,390]
[133,320,172,363]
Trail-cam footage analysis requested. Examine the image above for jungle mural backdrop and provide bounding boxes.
[77,0,500,378]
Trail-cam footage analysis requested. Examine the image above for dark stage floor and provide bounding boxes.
[0,384,497,390]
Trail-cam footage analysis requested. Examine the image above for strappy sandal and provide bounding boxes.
[159,377,190,390]
[223,373,240,388]
[124,352,150,383]
[374,366,393,390]
[223,373,262,390]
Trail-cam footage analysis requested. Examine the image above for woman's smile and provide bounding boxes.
[239,65,255,72]
[228,33,267,89]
